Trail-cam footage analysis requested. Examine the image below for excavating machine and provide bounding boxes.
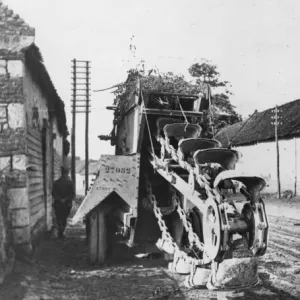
[72,76,268,292]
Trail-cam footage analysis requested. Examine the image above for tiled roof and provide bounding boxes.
[24,44,68,136]
[80,161,100,175]
[215,99,300,147]
[75,160,85,173]
[76,160,99,175]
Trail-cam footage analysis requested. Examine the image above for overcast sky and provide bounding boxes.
[5,0,300,159]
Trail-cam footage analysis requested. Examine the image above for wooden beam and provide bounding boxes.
[143,108,203,117]
[147,91,199,99]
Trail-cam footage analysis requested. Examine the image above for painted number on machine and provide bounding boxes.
[105,166,131,174]
[97,186,111,191]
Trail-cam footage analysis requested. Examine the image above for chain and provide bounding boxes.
[171,189,205,252]
[159,137,220,202]
[145,179,178,247]
[142,180,177,215]
[145,176,211,266]
[194,171,221,202]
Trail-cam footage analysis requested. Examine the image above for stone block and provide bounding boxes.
[0,106,6,119]
[13,154,27,170]
[7,60,23,78]
[12,226,30,244]
[11,208,30,227]
[8,187,28,209]
[0,77,24,104]
[8,103,25,128]
[0,60,6,76]
[0,156,10,171]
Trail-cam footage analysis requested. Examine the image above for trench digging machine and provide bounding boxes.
[72,78,268,291]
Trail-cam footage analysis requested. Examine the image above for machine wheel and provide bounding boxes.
[88,209,107,264]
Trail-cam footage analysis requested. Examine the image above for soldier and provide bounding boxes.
[52,167,75,239]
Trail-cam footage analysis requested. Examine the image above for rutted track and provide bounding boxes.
[1,197,300,300]
[268,215,300,259]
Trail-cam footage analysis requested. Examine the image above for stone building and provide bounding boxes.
[0,2,68,282]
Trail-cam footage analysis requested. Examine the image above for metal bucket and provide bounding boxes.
[156,238,175,255]
[168,257,191,274]
[185,266,211,288]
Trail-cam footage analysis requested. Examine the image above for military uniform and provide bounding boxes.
[52,175,75,238]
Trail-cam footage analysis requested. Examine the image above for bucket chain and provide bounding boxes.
[145,176,211,266]
[158,137,221,202]
[171,189,205,252]
[142,181,177,215]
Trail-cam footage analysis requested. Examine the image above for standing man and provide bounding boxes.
[52,167,75,239]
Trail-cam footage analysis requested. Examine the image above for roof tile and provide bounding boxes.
[215,99,300,147]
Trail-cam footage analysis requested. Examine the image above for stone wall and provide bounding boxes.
[0,1,35,281]
[0,54,32,257]
[0,173,15,284]
[0,2,35,52]
[0,3,68,285]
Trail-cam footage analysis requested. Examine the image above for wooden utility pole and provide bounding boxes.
[85,61,90,195]
[71,59,76,188]
[271,105,282,199]
[295,137,297,196]
[71,59,91,195]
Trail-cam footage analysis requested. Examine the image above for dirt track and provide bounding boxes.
[0,195,299,300]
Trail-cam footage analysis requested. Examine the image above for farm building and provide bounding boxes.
[0,2,68,283]
[215,99,300,196]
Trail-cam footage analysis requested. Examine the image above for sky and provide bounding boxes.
[4,0,300,159]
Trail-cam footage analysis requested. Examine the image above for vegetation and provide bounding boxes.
[112,59,242,133]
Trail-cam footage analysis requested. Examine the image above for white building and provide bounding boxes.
[75,160,99,196]
[215,99,300,195]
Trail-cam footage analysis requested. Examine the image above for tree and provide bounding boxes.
[188,59,242,130]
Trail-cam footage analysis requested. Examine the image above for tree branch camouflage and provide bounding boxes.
[113,59,241,134]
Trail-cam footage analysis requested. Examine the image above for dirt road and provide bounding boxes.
[0,194,299,300]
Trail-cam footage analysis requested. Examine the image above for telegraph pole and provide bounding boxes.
[71,59,91,195]
[85,61,90,195]
[271,105,282,198]
[71,59,76,188]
